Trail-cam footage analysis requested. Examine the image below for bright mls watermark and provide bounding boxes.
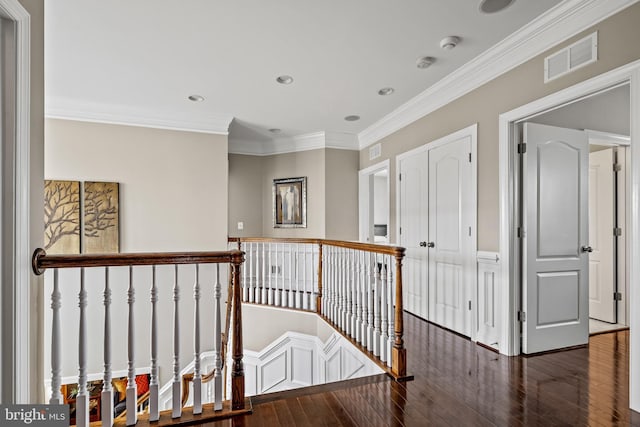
[1,405,68,426]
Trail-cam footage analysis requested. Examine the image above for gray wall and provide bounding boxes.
[324,149,359,241]
[229,148,359,240]
[359,3,640,250]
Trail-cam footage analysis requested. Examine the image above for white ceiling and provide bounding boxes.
[45,0,563,150]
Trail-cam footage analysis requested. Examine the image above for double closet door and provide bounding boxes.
[398,134,474,337]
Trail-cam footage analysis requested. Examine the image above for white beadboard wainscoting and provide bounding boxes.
[476,251,502,352]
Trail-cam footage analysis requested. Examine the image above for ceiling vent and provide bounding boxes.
[369,143,382,160]
[544,32,597,83]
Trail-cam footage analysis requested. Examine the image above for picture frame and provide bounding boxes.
[273,177,307,228]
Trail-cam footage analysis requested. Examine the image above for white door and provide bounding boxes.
[588,148,616,323]
[523,123,589,354]
[427,136,473,336]
[398,151,429,319]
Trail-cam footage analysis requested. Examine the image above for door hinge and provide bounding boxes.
[614,292,622,301]
[518,311,526,322]
[517,227,523,238]
[614,227,622,237]
[468,152,472,163]
[468,300,472,310]
[399,227,402,235]
[468,226,471,237]
[613,163,622,172]
[517,143,527,154]
[399,173,402,181]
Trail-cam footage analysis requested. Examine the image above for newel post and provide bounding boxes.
[391,249,406,378]
[231,253,245,410]
[316,243,323,314]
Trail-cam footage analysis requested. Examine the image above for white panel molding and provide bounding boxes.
[358,0,639,149]
[159,329,381,405]
[46,96,233,135]
[229,131,359,156]
[476,252,501,352]
[242,331,382,396]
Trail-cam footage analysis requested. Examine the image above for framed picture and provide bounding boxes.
[273,177,307,228]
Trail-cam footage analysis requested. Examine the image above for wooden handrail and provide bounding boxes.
[228,237,404,257]
[35,246,248,423]
[32,248,244,275]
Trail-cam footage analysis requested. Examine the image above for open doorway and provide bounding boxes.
[526,84,630,336]
[358,160,390,244]
[508,83,631,355]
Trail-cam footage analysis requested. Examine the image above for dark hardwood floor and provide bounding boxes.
[203,313,640,426]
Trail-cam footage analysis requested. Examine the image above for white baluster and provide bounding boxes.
[367,252,375,352]
[193,264,202,415]
[350,250,357,338]
[303,244,308,310]
[380,258,389,363]
[173,265,182,418]
[288,243,294,308]
[268,243,274,305]
[332,248,340,326]
[373,255,382,357]
[50,270,63,404]
[126,266,137,426]
[354,251,361,344]
[254,242,260,304]
[242,242,248,302]
[262,242,268,304]
[340,248,347,331]
[328,247,334,321]
[213,265,223,411]
[345,249,352,336]
[360,251,367,347]
[249,243,255,303]
[275,243,281,306]
[296,243,302,309]
[76,268,89,427]
[149,266,159,422]
[102,268,114,426]
[387,255,395,368]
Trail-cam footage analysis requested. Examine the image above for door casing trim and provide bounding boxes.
[498,59,640,410]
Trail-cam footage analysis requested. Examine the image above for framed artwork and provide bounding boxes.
[84,181,120,253]
[273,177,307,228]
[44,180,81,254]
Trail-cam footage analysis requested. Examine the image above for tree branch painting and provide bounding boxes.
[84,181,119,253]
[44,180,80,254]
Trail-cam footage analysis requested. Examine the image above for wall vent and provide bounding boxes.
[369,143,382,160]
[544,32,597,83]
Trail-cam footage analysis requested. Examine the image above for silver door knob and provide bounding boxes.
[419,241,427,247]
[581,246,593,253]
[427,242,435,248]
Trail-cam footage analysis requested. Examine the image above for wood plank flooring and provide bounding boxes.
[202,313,640,426]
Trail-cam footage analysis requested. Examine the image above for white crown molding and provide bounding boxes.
[229,131,359,156]
[46,97,233,135]
[358,0,640,149]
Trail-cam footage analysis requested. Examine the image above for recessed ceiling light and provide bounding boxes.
[344,115,360,122]
[440,36,461,50]
[269,128,282,134]
[479,0,514,14]
[188,94,205,102]
[378,87,395,96]
[276,75,294,85]
[416,56,436,69]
